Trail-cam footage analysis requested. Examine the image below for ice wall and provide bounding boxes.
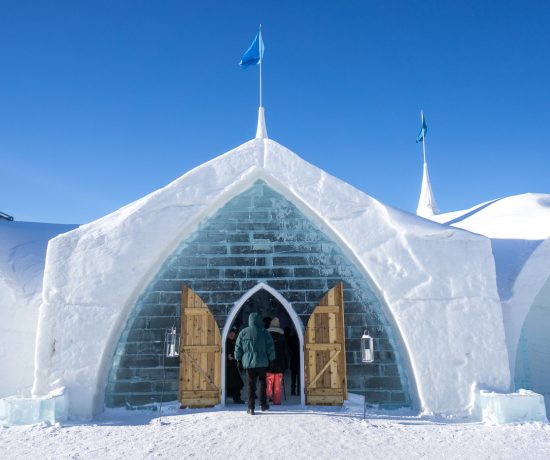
[105,181,412,409]
[33,138,510,419]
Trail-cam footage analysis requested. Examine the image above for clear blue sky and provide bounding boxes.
[1,1,549,224]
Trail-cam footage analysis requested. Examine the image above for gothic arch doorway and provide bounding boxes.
[179,282,348,409]
[221,283,306,406]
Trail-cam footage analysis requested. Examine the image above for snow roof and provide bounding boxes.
[430,193,550,240]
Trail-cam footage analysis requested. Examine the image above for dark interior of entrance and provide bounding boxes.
[225,289,300,406]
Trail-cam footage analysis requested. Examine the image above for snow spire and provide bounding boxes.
[415,110,438,217]
[255,106,268,139]
[416,161,439,217]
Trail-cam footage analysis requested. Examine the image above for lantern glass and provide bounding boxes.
[361,330,374,363]
[165,327,180,358]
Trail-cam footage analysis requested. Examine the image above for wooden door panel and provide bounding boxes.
[179,285,221,408]
[305,282,347,405]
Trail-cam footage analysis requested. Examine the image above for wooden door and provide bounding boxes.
[179,285,221,408]
[304,282,347,405]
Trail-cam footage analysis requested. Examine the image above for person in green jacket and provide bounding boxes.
[234,312,276,415]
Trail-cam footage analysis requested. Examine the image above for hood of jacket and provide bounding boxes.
[248,312,263,328]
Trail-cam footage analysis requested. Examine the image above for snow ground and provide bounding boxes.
[2,399,550,459]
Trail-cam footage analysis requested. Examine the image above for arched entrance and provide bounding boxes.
[221,283,306,406]
[107,180,413,411]
[177,282,348,409]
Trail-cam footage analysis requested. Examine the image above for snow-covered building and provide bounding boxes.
[0,220,77,399]
[426,194,550,413]
[1,112,549,422]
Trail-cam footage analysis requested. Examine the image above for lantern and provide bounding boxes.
[165,327,180,358]
[361,330,374,363]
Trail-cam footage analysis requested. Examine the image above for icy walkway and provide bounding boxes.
[2,403,550,459]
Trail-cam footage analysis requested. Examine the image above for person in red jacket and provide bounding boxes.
[266,317,288,405]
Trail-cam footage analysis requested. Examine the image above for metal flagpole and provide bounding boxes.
[421,110,427,164]
[259,24,263,108]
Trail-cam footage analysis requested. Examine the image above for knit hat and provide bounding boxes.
[270,317,280,328]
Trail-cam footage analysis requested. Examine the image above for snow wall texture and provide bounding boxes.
[33,138,510,419]
[105,180,412,409]
[430,194,550,386]
[0,221,76,398]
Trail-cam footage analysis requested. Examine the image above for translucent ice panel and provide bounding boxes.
[474,389,547,424]
[0,388,68,426]
[4,395,43,425]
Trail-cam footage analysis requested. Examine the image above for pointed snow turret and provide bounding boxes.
[416,161,439,217]
[255,106,268,139]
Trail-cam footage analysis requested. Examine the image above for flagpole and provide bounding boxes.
[421,110,426,164]
[259,24,263,108]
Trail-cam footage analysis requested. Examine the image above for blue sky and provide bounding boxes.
[1,1,549,224]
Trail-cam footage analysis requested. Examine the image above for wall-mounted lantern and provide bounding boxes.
[361,330,374,363]
[165,327,180,358]
[362,328,374,419]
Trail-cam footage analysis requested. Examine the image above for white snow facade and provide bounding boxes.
[428,194,550,412]
[1,137,547,422]
[27,137,511,420]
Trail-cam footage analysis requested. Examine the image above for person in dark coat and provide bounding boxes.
[285,326,300,396]
[225,326,244,404]
[234,312,275,415]
[267,317,288,404]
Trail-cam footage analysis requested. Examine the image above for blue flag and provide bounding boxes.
[416,117,427,143]
[239,30,264,68]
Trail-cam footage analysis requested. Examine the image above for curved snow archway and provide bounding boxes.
[221,282,305,406]
[104,180,415,411]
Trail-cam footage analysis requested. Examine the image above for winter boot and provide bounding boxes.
[261,403,269,412]
[247,407,255,415]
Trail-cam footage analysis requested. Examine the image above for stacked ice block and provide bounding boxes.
[473,389,547,424]
[0,388,68,426]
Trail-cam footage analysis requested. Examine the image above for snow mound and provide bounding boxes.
[431,193,550,240]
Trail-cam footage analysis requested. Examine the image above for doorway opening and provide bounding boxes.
[221,283,305,407]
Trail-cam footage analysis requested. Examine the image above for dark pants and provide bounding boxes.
[246,367,267,409]
[290,364,299,394]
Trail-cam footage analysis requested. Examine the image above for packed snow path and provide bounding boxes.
[2,403,550,459]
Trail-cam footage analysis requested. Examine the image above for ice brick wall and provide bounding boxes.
[105,181,412,409]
